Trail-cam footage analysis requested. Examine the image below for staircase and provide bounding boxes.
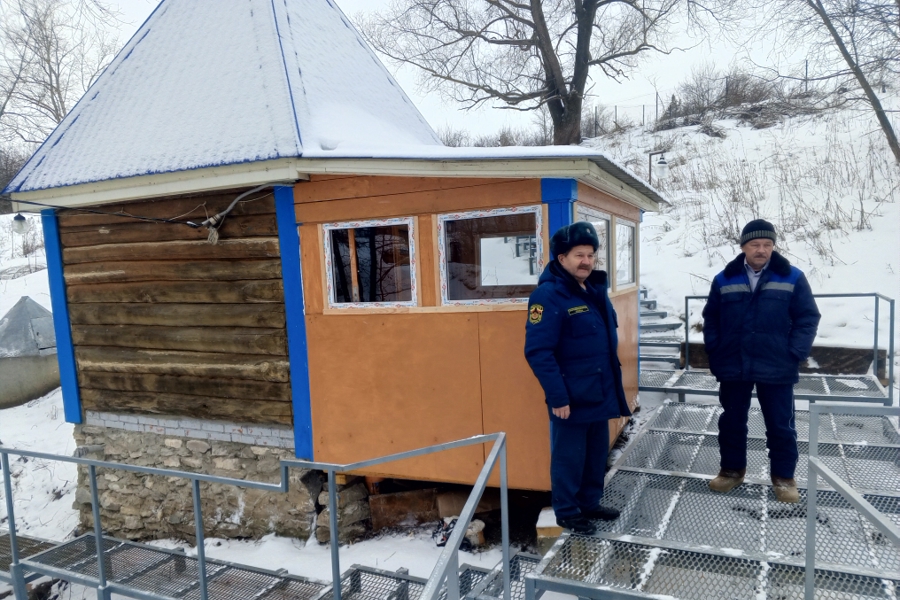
[639,288,683,368]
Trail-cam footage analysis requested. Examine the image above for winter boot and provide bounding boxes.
[581,506,620,521]
[557,515,597,535]
[772,476,800,503]
[708,468,746,493]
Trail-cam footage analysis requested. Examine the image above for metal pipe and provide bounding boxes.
[874,296,879,384]
[804,407,820,600]
[500,438,511,600]
[191,479,208,600]
[889,299,895,405]
[2,453,28,600]
[88,465,109,598]
[445,552,459,600]
[684,296,690,371]
[328,469,341,600]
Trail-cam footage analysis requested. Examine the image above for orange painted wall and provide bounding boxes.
[295,175,641,491]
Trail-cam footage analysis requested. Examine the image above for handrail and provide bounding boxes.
[1,433,511,600]
[804,401,900,600]
[680,292,895,404]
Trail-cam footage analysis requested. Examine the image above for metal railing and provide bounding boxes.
[804,401,900,600]
[1,433,511,600]
[682,292,895,404]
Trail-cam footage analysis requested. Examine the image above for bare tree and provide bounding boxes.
[749,0,900,163]
[360,0,718,145]
[0,0,119,146]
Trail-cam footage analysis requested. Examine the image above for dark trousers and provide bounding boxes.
[718,381,798,479]
[550,419,610,519]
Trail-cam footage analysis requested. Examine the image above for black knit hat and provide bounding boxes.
[550,221,600,258]
[740,219,777,246]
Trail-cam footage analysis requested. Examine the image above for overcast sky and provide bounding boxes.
[110,0,784,137]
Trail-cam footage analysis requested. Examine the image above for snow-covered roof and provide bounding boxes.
[0,296,56,359]
[5,0,441,194]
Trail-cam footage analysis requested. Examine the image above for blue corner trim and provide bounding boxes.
[274,187,314,459]
[541,178,578,236]
[41,209,81,423]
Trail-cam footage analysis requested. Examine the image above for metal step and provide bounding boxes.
[639,309,668,319]
[466,552,541,600]
[639,299,657,310]
[314,565,425,600]
[640,321,683,332]
[639,288,648,299]
[639,339,681,349]
[639,355,681,366]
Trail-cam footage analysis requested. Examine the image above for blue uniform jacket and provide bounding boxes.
[702,251,821,384]
[524,261,631,424]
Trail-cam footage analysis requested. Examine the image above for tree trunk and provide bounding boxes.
[552,108,583,145]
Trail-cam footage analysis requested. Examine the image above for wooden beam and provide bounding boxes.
[71,324,287,355]
[294,176,525,203]
[79,371,292,401]
[64,259,283,285]
[63,237,281,264]
[69,303,286,328]
[66,280,284,304]
[59,214,277,247]
[75,347,290,382]
[81,388,292,425]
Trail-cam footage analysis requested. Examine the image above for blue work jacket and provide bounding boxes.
[702,251,821,384]
[524,261,631,424]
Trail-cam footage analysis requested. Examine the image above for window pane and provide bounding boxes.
[330,225,412,303]
[575,209,610,271]
[616,222,635,285]
[445,213,538,301]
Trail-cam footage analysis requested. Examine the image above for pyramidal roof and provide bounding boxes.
[6,0,441,194]
[0,297,55,358]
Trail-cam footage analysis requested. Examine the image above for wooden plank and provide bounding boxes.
[611,291,639,413]
[57,191,277,228]
[79,371,292,401]
[299,224,324,314]
[294,176,523,203]
[577,183,642,221]
[59,214,277,247]
[66,280,284,304]
[71,325,287,355]
[294,179,541,223]
[69,303,286,328]
[63,237,281,264]
[416,215,436,306]
[81,388,292,425]
[75,347,290,382]
[64,259,283,284]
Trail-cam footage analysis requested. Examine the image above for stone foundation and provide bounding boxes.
[73,423,320,543]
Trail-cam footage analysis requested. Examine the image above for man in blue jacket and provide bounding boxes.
[524,222,631,535]
[702,219,820,503]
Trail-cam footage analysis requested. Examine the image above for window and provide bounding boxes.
[437,206,543,305]
[575,205,611,271]
[323,217,416,308]
[615,219,636,287]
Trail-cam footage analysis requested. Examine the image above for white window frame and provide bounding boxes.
[575,204,612,273]
[614,217,637,289]
[322,216,417,309]
[436,205,544,306]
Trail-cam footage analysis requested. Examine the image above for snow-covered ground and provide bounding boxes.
[1,100,898,595]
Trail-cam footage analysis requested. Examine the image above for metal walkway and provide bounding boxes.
[640,368,892,404]
[527,402,900,599]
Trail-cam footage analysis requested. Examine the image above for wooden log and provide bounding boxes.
[79,371,292,401]
[59,214,277,248]
[69,303,286,328]
[75,347,290,382]
[81,389,292,425]
[66,280,284,304]
[64,259,283,285]
[63,238,281,264]
[57,191,276,228]
[71,325,287,355]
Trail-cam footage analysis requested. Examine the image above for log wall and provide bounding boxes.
[58,189,292,425]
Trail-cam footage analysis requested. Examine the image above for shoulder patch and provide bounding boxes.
[529,304,544,324]
[567,305,589,315]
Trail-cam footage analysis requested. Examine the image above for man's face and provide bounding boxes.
[741,238,774,271]
[558,245,596,283]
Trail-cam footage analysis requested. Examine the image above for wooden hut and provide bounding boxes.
[4,0,664,539]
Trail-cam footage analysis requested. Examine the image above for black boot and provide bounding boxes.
[556,515,597,535]
[581,506,620,521]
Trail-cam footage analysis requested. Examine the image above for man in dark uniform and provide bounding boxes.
[524,222,631,535]
[702,219,820,503]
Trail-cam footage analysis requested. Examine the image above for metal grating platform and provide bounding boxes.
[467,553,540,600]
[313,565,425,600]
[0,531,56,584]
[638,369,890,403]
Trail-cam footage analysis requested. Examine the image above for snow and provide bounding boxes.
[6,0,441,194]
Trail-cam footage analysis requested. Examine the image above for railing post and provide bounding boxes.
[804,406,820,600]
[684,296,690,370]
[191,479,209,600]
[328,469,342,600]
[500,438,511,600]
[2,453,28,600]
[88,465,110,600]
[889,299,895,406]
[445,552,460,600]
[873,296,879,383]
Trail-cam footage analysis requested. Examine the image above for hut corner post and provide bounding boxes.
[41,208,82,424]
[541,179,577,235]
[274,186,314,460]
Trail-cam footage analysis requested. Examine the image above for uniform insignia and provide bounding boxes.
[529,304,544,324]
[568,305,589,315]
